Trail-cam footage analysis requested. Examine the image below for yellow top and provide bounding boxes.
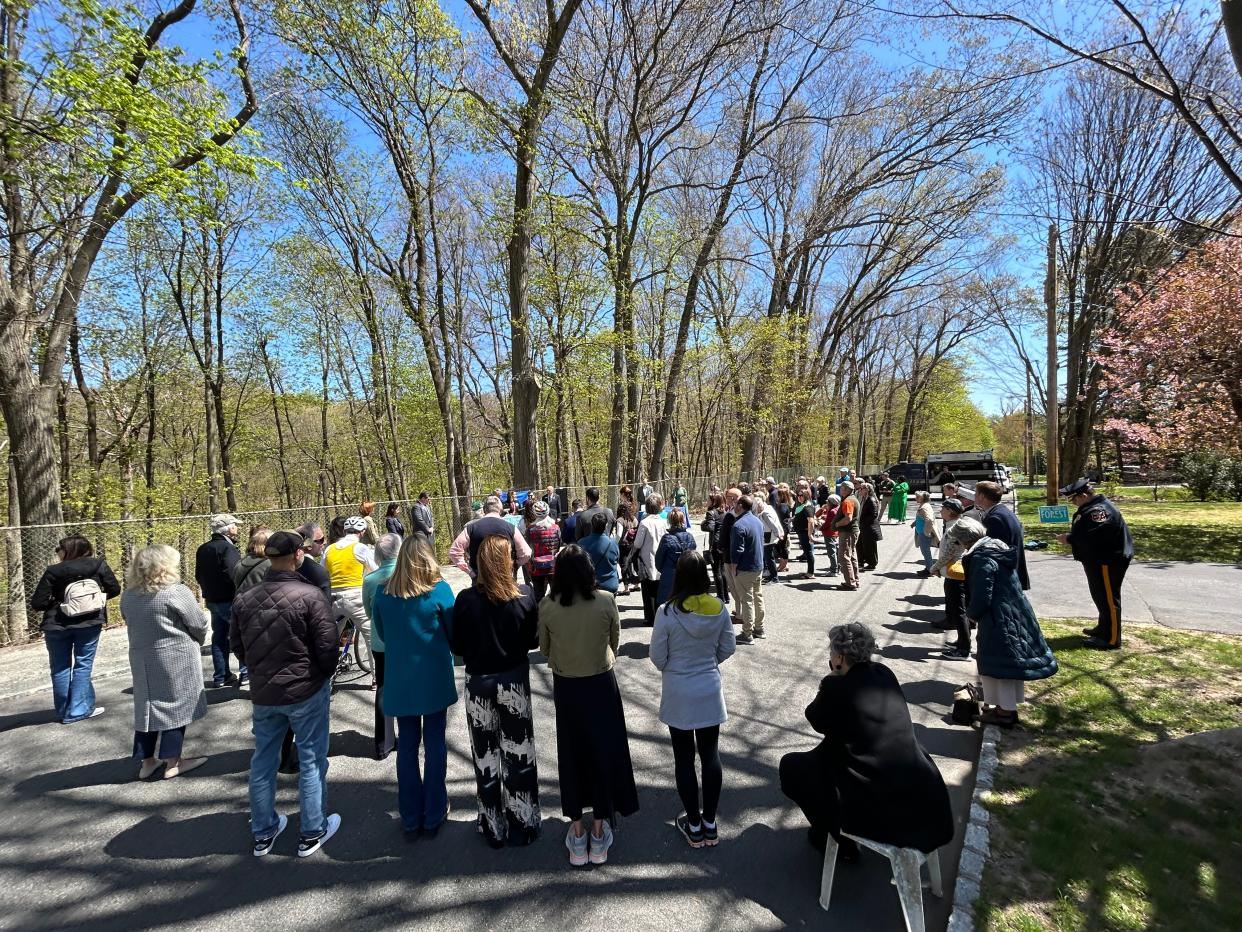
[325,540,365,589]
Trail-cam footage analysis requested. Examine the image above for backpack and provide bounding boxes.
[60,576,106,618]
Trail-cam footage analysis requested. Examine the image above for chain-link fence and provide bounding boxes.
[1,465,839,645]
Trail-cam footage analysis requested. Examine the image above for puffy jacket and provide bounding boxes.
[965,539,1057,682]
[30,556,122,631]
[195,534,239,603]
[654,529,697,604]
[231,555,269,597]
[229,570,338,705]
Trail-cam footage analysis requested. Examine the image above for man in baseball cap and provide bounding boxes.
[196,514,243,687]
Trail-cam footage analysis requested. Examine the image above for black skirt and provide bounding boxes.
[552,669,639,822]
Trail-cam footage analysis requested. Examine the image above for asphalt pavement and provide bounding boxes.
[0,525,982,932]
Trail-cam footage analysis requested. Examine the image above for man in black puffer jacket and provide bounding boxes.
[230,530,342,859]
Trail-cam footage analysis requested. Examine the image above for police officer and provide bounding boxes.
[1056,478,1134,650]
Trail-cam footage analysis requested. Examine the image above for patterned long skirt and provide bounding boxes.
[464,665,541,846]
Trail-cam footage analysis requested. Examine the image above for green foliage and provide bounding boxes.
[1180,451,1229,502]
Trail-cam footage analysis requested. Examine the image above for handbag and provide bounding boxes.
[951,682,983,726]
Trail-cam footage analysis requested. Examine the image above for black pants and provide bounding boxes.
[1085,559,1129,646]
[374,651,396,756]
[779,748,842,842]
[709,553,729,603]
[797,530,815,575]
[669,725,721,825]
[532,575,550,603]
[945,578,969,652]
[640,579,659,626]
[133,726,186,760]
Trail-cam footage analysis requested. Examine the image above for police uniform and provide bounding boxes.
[1062,479,1134,648]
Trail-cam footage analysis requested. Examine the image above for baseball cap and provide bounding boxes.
[210,513,239,534]
[264,530,305,557]
[942,497,966,514]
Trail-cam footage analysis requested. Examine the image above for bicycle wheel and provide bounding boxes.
[352,628,373,673]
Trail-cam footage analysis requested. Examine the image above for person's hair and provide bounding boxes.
[779,487,795,506]
[374,532,402,563]
[914,490,930,503]
[297,521,321,542]
[246,527,272,558]
[385,503,399,518]
[738,482,752,495]
[571,498,582,510]
[127,544,180,592]
[585,486,600,504]
[975,481,1002,504]
[737,494,754,512]
[857,485,870,498]
[56,535,94,561]
[386,537,442,598]
[418,491,430,501]
[524,498,537,521]
[620,484,632,499]
[645,493,663,513]
[828,622,876,666]
[751,498,765,515]
[666,550,710,612]
[725,487,740,504]
[475,535,521,603]
[617,501,633,521]
[667,508,685,531]
[327,516,347,544]
[548,544,597,606]
[707,491,724,510]
[590,512,608,535]
[948,515,987,547]
[360,501,375,516]
[482,496,503,515]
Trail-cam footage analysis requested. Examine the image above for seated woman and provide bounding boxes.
[779,622,953,860]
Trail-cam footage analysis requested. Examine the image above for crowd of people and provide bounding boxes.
[25,470,1133,868]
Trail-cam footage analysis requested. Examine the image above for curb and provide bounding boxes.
[1,663,133,702]
[946,724,1000,932]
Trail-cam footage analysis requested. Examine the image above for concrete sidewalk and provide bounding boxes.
[1026,553,1242,636]
[0,531,980,932]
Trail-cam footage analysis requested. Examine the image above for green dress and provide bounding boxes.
[887,481,909,521]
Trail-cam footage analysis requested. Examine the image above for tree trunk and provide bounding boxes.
[508,115,542,490]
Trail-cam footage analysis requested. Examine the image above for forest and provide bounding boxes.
[2,0,1240,538]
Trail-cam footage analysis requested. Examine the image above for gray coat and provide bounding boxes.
[122,583,209,733]
[649,594,736,730]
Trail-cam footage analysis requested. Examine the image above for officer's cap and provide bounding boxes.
[1059,477,1093,497]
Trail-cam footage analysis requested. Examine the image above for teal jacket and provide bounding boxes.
[362,560,397,652]
[372,579,458,716]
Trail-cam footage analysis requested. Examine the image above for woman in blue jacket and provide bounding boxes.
[372,537,457,836]
[653,509,697,605]
[957,517,1057,728]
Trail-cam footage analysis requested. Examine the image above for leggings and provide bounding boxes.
[669,724,721,825]
[709,553,729,603]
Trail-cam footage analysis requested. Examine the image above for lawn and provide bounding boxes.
[1014,488,1242,564]
[976,620,1242,932]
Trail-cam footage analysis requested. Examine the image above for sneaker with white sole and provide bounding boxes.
[675,814,704,848]
[253,813,287,857]
[565,827,589,867]
[588,821,614,865]
[297,813,341,858]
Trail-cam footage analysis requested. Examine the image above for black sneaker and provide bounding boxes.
[702,821,718,847]
[252,814,287,857]
[675,814,705,848]
[297,813,341,858]
[940,646,970,660]
[736,633,754,645]
[752,628,766,639]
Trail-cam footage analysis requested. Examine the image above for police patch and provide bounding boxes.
[1090,510,1108,522]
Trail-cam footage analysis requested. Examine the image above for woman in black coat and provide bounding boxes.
[30,535,122,723]
[856,484,883,571]
[779,622,953,859]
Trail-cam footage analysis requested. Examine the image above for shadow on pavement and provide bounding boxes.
[616,642,650,661]
[105,812,242,860]
[0,707,60,733]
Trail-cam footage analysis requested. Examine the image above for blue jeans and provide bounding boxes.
[249,678,332,840]
[45,625,102,722]
[397,711,449,832]
[207,602,245,683]
[823,537,839,573]
[916,534,935,571]
[763,544,779,581]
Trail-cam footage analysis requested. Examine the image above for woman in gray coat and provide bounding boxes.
[121,545,209,780]
[649,550,736,849]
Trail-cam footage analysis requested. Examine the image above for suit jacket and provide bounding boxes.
[410,502,435,538]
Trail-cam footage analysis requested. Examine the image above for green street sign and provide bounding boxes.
[1038,505,1069,523]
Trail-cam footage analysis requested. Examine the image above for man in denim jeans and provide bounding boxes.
[231,531,341,858]
[195,514,245,687]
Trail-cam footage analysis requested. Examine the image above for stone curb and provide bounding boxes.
[946,724,1001,932]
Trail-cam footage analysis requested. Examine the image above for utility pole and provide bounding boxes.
[1024,369,1034,487]
[1044,223,1059,505]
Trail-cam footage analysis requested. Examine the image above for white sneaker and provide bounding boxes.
[565,826,589,867]
[588,821,614,865]
[297,813,341,857]
[253,813,287,857]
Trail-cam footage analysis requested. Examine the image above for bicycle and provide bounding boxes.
[334,609,373,680]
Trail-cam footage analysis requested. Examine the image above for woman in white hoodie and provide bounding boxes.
[628,493,668,626]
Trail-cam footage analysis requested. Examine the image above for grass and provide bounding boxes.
[1014,488,1242,564]
[976,620,1242,932]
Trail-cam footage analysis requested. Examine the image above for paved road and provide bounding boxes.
[1027,553,1242,636]
[0,529,980,932]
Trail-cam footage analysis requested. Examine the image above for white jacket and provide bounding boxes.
[632,514,669,579]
